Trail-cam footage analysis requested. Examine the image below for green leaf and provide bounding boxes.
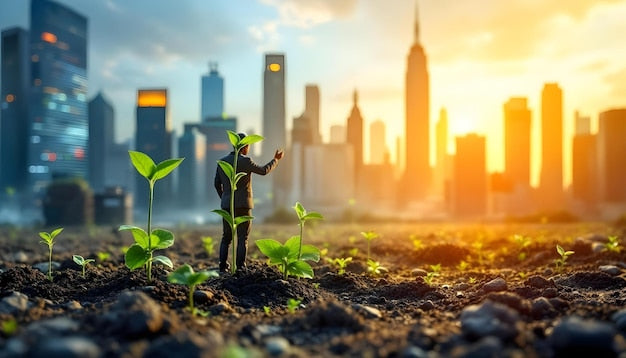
[288,260,314,279]
[50,227,64,239]
[227,130,240,147]
[153,158,184,181]
[73,255,84,265]
[300,245,321,262]
[284,236,300,259]
[212,209,233,227]
[302,212,323,221]
[125,244,149,270]
[39,232,52,244]
[168,263,193,284]
[239,134,264,147]
[293,202,305,220]
[233,172,247,186]
[84,259,95,264]
[119,225,149,249]
[256,239,289,259]
[152,255,173,268]
[234,215,254,225]
[189,271,217,286]
[151,229,174,250]
[129,151,156,179]
[217,160,235,179]
[556,244,565,256]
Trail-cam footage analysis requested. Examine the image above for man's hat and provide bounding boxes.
[237,132,247,140]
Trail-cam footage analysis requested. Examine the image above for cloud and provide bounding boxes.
[259,0,357,28]
[605,67,626,98]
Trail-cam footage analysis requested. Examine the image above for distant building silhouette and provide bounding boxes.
[303,143,354,211]
[433,107,449,198]
[539,83,563,211]
[572,111,596,210]
[305,84,321,144]
[453,134,487,217]
[597,109,626,204]
[403,3,431,201]
[177,124,205,209]
[88,92,114,193]
[1,27,30,193]
[369,119,387,164]
[134,89,173,209]
[503,97,532,214]
[330,124,346,144]
[27,0,88,196]
[346,89,363,183]
[201,62,224,121]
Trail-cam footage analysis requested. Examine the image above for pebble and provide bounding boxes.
[612,309,626,332]
[483,277,507,292]
[64,300,82,310]
[542,287,558,298]
[32,261,60,274]
[411,269,428,277]
[0,291,30,314]
[460,301,520,341]
[598,265,621,276]
[530,297,556,319]
[454,283,470,290]
[192,290,214,305]
[419,300,435,311]
[30,337,101,358]
[265,336,291,356]
[25,317,79,337]
[13,251,28,263]
[108,290,164,337]
[549,316,616,355]
[591,242,606,253]
[143,331,222,358]
[543,268,554,276]
[209,302,232,316]
[401,345,428,358]
[456,291,465,298]
[525,275,553,289]
[451,336,502,358]
[352,304,382,319]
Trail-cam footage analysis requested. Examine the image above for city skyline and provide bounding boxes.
[2,0,626,187]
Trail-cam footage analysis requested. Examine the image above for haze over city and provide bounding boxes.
[2,0,626,185]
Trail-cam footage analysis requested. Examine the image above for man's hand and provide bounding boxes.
[274,149,284,160]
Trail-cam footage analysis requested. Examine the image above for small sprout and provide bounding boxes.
[604,236,622,253]
[348,247,359,257]
[456,260,469,271]
[293,202,324,260]
[312,282,320,290]
[202,236,216,257]
[360,230,379,262]
[287,298,301,314]
[319,247,329,257]
[72,255,95,278]
[96,251,110,262]
[168,264,218,316]
[430,264,441,273]
[39,227,63,281]
[517,252,527,261]
[326,257,352,275]
[518,271,528,279]
[468,277,477,284]
[554,244,574,271]
[263,306,271,316]
[410,235,423,250]
[1,318,18,336]
[256,236,320,280]
[367,259,387,276]
[423,264,441,286]
[120,245,129,254]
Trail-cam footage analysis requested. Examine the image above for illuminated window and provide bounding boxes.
[268,63,281,72]
[48,102,57,110]
[31,135,41,144]
[137,89,167,107]
[41,32,57,44]
[76,93,86,102]
[6,94,15,103]
[74,148,85,159]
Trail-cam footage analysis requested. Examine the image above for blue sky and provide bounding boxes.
[2,0,626,184]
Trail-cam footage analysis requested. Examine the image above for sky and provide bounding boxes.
[1,0,626,186]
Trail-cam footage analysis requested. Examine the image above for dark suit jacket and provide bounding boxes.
[214,152,278,209]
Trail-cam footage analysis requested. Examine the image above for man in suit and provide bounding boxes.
[214,132,284,272]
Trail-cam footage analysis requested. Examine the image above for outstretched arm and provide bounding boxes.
[240,149,284,175]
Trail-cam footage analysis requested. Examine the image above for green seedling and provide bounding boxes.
[1,318,18,336]
[287,298,301,314]
[312,282,320,289]
[423,264,441,286]
[360,230,379,262]
[96,251,110,262]
[121,151,183,282]
[168,264,218,316]
[72,255,95,278]
[468,277,477,284]
[39,227,63,281]
[212,130,263,274]
[263,306,271,316]
[411,235,423,250]
[202,236,216,257]
[555,244,574,270]
[256,236,320,279]
[367,259,387,276]
[348,247,359,257]
[293,202,323,259]
[456,260,469,271]
[326,257,352,275]
[604,235,622,253]
[512,234,531,261]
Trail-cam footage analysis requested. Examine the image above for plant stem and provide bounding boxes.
[367,241,371,262]
[82,265,86,278]
[230,149,239,275]
[189,285,195,314]
[147,181,154,282]
[298,221,303,260]
[48,245,53,281]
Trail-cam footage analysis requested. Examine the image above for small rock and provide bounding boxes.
[13,251,28,263]
[542,287,558,298]
[451,336,502,358]
[543,268,554,276]
[401,345,428,358]
[548,298,569,311]
[32,261,60,274]
[411,269,428,277]
[64,300,82,310]
[612,309,626,332]
[209,302,232,316]
[456,291,465,298]
[454,283,470,290]
[460,301,520,341]
[483,277,507,292]
[0,291,30,314]
[25,317,80,338]
[441,284,451,290]
[30,337,100,358]
[419,300,435,311]
[591,242,606,253]
[143,331,222,358]
[265,336,290,356]
[109,290,163,337]
[192,290,214,305]
[530,297,556,319]
[525,275,553,289]
[352,304,382,319]
[549,316,616,356]
[599,265,621,276]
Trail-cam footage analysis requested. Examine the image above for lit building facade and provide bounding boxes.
[503,97,532,215]
[433,108,448,198]
[539,83,563,210]
[27,0,88,195]
[369,119,387,165]
[597,109,626,203]
[453,134,487,217]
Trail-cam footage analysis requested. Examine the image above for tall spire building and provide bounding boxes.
[346,89,363,175]
[403,3,430,201]
[201,62,223,121]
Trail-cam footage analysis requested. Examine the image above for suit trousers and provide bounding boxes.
[219,208,252,270]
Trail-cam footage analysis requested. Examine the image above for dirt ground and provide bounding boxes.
[0,222,625,357]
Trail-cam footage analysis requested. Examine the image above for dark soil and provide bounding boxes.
[0,223,625,357]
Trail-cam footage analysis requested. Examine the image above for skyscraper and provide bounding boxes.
[369,119,386,164]
[404,3,430,201]
[262,53,286,157]
[504,97,531,188]
[1,27,30,193]
[330,125,346,144]
[28,0,88,195]
[201,62,223,121]
[135,89,172,208]
[178,124,205,209]
[433,107,448,197]
[453,134,487,217]
[88,92,114,193]
[572,112,596,209]
[346,89,363,175]
[539,83,563,210]
[597,109,626,203]
[305,84,321,144]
